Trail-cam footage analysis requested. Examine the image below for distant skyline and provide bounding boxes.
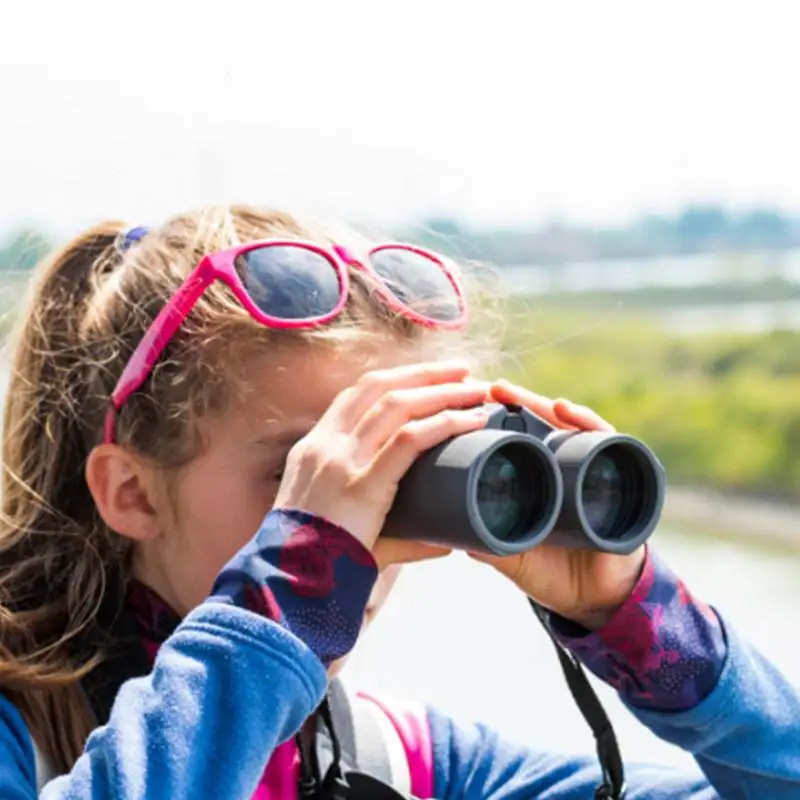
[2,0,799,235]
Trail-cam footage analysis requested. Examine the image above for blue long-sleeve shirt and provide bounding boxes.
[1,509,799,798]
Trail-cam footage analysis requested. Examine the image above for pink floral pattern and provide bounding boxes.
[278,519,376,598]
[207,508,378,667]
[550,548,728,711]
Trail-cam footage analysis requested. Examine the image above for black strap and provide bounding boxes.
[297,698,412,800]
[298,700,342,798]
[529,599,627,800]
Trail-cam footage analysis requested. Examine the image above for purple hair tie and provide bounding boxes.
[117,226,150,252]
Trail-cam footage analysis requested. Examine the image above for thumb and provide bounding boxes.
[468,550,525,582]
[372,538,452,571]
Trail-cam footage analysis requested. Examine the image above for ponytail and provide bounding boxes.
[0,222,129,772]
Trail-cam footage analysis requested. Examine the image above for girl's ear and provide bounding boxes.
[85,444,162,542]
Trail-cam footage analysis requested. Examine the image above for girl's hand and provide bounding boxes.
[274,361,491,571]
[471,380,646,630]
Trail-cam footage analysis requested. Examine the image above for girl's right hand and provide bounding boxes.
[273,360,489,568]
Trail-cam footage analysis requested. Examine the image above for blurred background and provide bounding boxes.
[1,0,798,771]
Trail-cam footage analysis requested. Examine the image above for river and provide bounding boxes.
[502,248,800,334]
[501,249,800,295]
[0,375,798,774]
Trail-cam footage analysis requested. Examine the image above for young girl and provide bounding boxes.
[0,206,797,799]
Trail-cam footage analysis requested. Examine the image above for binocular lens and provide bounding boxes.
[476,443,554,541]
[385,403,664,557]
[581,445,653,541]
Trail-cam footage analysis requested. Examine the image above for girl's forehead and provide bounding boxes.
[227,342,434,426]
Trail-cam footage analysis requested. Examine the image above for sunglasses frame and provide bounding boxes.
[104,239,467,444]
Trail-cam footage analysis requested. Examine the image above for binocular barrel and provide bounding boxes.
[385,403,665,555]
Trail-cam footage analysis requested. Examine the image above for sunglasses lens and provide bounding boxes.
[369,248,463,323]
[237,245,343,320]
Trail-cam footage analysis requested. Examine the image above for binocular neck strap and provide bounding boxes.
[298,699,350,799]
[297,605,627,800]
[528,599,627,800]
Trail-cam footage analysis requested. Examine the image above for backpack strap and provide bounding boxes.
[356,693,434,799]
[350,694,413,794]
[322,679,412,794]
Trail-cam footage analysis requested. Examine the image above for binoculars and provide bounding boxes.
[386,403,665,556]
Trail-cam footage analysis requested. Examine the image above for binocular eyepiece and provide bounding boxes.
[386,403,665,556]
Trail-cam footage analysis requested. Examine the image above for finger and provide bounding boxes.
[352,381,489,460]
[553,399,615,432]
[463,376,494,398]
[328,360,473,430]
[372,538,451,571]
[490,380,569,429]
[369,407,489,485]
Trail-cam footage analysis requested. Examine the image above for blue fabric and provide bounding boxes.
[428,622,800,797]
[1,603,327,798]
[0,508,798,797]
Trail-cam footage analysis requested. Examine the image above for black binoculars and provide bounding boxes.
[386,403,665,555]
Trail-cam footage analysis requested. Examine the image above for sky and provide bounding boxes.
[1,0,799,235]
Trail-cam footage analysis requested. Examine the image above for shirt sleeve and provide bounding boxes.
[0,508,378,799]
[208,507,378,666]
[546,547,728,711]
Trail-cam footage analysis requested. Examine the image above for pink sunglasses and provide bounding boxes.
[104,239,468,444]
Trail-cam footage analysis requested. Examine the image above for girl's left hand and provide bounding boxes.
[471,380,646,630]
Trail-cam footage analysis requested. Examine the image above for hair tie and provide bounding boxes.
[116,226,150,253]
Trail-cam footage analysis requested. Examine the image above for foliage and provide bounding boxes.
[401,204,800,265]
[500,306,800,500]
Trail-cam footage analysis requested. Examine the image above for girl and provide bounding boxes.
[0,206,797,799]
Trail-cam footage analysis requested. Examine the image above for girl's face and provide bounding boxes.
[135,343,418,622]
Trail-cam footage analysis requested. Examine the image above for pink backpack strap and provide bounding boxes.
[357,692,435,799]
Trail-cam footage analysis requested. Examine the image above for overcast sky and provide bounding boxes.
[1,0,799,234]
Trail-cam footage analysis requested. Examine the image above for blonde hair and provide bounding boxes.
[0,205,503,772]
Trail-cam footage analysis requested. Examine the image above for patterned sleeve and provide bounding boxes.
[546,548,728,711]
[207,508,378,667]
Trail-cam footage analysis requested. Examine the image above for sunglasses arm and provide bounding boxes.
[104,263,215,443]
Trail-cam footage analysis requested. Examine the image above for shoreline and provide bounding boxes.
[662,486,799,552]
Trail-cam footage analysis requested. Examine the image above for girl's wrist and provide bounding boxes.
[564,596,631,632]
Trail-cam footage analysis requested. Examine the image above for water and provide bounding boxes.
[502,249,800,334]
[661,301,800,334]
[343,532,800,770]
[502,249,800,295]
